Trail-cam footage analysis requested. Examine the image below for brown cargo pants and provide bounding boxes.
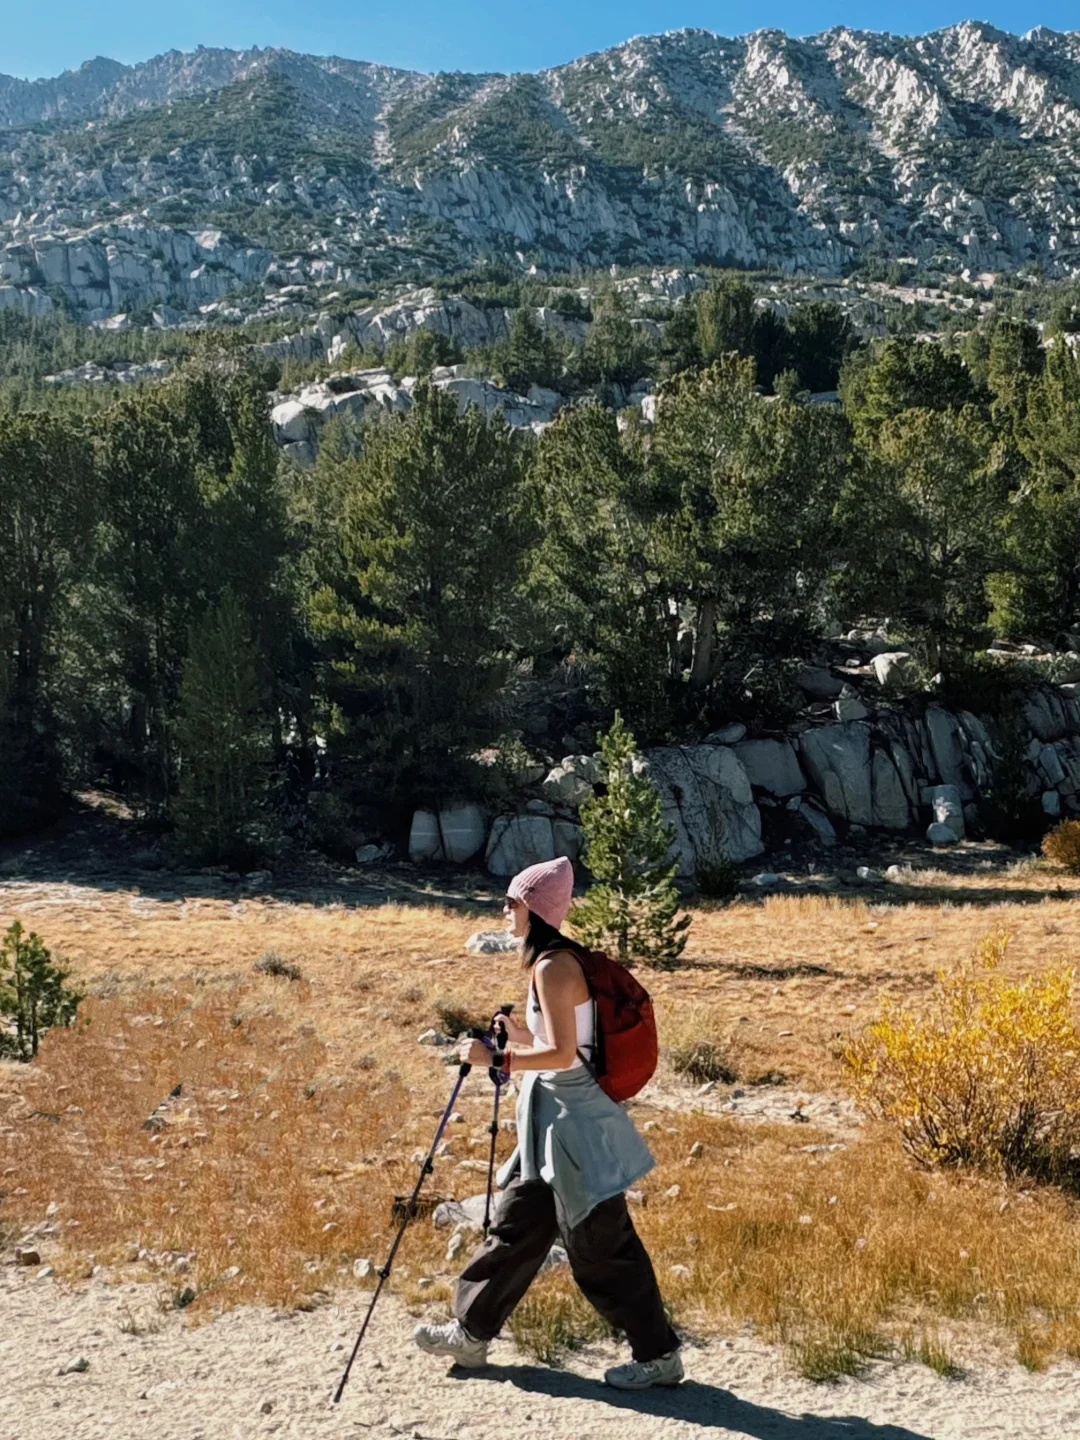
[454,1178,679,1361]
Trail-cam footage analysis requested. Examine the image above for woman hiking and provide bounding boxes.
[414,856,683,1390]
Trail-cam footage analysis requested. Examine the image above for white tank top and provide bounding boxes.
[527,980,595,1072]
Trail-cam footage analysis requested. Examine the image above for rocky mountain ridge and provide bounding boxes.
[3,24,1080,325]
[0,47,418,129]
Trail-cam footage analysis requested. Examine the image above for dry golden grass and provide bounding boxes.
[5,864,1080,1098]
[1043,819,1080,875]
[0,981,412,1314]
[3,864,1080,1374]
[466,1105,1080,1377]
[636,1114,1080,1375]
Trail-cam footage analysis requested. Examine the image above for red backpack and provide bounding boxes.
[538,946,658,1102]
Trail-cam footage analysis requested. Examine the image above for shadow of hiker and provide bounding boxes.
[462,1363,934,1439]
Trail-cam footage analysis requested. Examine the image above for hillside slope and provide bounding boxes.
[2,24,1080,321]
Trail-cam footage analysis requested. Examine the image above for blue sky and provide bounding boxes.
[2,2,1077,80]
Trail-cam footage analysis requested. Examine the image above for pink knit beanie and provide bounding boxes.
[506,856,575,930]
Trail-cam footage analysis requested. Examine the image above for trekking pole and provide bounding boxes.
[481,1012,511,1239]
[333,1059,472,1404]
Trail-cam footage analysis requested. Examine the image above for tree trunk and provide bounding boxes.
[663,606,681,680]
[689,598,718,691]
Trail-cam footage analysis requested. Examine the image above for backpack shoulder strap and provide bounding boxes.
[531,947,599,1072]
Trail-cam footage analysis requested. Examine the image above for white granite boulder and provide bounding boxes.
[799,723,912,831]
[733,739,805,797]
[271,399,316,445]
[835,684,869,722]
[486,815,557,876]
[641,744,764,876]
[930,783,965,839]
[799,723,873,826]
[408,804,488,863]
[408,810,443,862]
[438,803,488,863]
[541,760,595,808]
[871,652,916,689]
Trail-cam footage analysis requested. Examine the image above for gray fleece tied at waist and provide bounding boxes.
[495,1065,654,1230]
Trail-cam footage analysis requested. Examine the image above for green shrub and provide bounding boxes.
[716,654,803,731]
[695,845,741,903]
[933,655,1024,717]
[979,708,1047,844]
[0,921,82,1060]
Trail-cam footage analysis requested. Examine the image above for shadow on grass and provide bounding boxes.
[718,962,841,980]
[689,880,1080,925]
[860,880,1080,908]
[463,1362,933,1438]
[3,793,1077,919]
[0,793,507,917]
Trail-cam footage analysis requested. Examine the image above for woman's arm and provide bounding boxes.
[506,951,585,1073]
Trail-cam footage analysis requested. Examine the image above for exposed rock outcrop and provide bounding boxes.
[733,739,805,798]
[397,683,1080,882]
[641,744,765,876]
[408,803,488,864]
[4,26,1080,328]
[270,364,560,464]
[253,293,589,369]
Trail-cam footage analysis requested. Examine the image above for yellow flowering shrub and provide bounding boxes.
[845,931,1080,1181]
[1043,819,1080,875]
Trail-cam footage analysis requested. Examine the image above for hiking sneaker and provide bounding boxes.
[413,1319,490,1368]
[604,1349,684,1390]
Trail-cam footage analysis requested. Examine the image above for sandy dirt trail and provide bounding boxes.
[4,1267,1079,1440]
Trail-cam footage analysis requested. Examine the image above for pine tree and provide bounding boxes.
[495,309,560,393]
[580,290,652,389]
[0,921,82,1061]
[570,713,690,969]
[171,591,271,866]
[696,276,755,365]
[657,296,701,379]
[308,379,533,808]
[0,409,97,833]
[401,328,461,378]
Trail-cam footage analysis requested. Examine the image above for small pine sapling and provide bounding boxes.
[0,920,82,1060]
[570,713,690,968]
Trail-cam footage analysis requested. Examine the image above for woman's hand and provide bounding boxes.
[458,1037,494,1068]
[492,1012,530,1047]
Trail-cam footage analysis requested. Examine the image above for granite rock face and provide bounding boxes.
[799,723,875,828]
[733,739,806,798]
[798,722,915,832]
[269,363,560,465]
[485,815,558,876]
[5,25,1080,325]
[405,684,1080,882]
[642,744,765,876]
